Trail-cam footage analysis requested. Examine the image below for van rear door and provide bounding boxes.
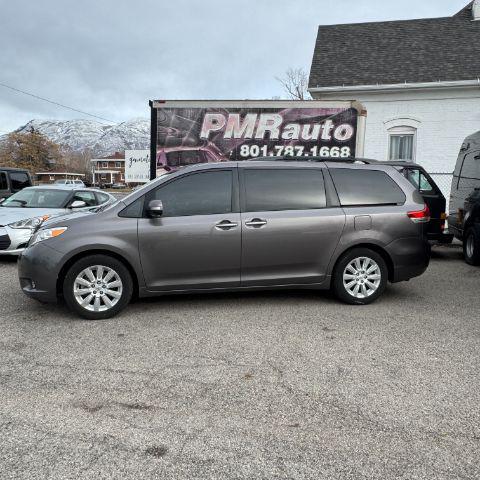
[402,167,448,241]
[450,149,480,236]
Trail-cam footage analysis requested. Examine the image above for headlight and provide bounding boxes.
[9,215,50,230]
[30,227,68,246]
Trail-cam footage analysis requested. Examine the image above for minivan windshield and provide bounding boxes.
[1,188,71,208]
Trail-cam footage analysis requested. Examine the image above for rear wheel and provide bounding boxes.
[63,255,133,320]
[332,248,388,305]
[464,225,480,266]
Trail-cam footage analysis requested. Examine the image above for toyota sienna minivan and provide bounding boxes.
[18,160,431,319]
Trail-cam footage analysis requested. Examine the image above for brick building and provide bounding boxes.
[91,152,125,187]
[308,1,480,200]
[36,172,85,184]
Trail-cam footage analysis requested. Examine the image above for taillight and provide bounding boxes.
[407,204,431,223]
[440,212,447,231]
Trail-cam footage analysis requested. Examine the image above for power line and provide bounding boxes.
[0,81,115,124]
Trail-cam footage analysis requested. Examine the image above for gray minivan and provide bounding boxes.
[18,160,431,319]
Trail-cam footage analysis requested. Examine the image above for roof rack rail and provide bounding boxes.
[247,156,373,164]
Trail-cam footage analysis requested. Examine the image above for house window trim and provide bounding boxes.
[387,126,417,162]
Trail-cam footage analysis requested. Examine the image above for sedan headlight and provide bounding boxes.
[9,215,50,230]
[30,227,68,246]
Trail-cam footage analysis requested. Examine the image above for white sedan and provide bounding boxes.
[0,186,116,255]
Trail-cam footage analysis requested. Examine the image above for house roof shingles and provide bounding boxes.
[309,2,480,89]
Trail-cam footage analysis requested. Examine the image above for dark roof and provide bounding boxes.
[309,2,480,88]
[102,152,125,159]
[0,166,30,172]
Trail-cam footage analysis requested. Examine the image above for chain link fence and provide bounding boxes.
[429,173,453,209]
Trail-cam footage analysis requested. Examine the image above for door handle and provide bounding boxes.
[245,218,267,228]
[215,220,238,230]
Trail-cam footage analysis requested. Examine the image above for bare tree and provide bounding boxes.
[276,68,311,100]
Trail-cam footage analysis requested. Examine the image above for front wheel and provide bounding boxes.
[63,255,133,320]
[332,248,388,305]
[464,225,480,266]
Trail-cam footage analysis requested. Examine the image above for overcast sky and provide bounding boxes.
[0,0,469,132]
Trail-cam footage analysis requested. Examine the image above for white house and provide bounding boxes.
[308,1,480,199]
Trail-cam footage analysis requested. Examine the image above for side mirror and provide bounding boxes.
[70,200,87,209]
[147,199,163,218]
[0,198,4,204]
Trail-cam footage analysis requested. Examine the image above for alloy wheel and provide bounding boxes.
[73,265,123,312]
[343,257,381,299]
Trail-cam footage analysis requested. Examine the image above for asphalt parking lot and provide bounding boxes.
[0,245,479,480]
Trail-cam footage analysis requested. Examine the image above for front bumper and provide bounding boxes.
[18,242,64,303]
[386,236,431,283]
[0,226,33,255]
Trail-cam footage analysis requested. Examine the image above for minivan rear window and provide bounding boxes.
[244,169,326,212]
[330,169,406,206]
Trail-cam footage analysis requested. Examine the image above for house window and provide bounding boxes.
[115,161,122,168]
[388,126,416,161]
[101,174,107,180]
[102,162,108,168]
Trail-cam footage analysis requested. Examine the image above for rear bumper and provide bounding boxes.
[386,237,431,283]
[18,243,63,303]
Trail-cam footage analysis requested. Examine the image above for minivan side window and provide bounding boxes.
[330,169,406,206]
[244,169,326,212]
[150,170,232,217]
[9,172,30,191]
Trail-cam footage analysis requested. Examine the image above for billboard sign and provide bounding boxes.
[124,150,150,183]
[150,101,361,178]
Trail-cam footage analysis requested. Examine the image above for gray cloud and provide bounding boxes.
[0,0,469,131]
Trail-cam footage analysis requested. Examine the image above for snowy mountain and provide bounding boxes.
[1,118,150,157]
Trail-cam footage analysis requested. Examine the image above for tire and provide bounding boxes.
[332,248,388,305]
[63,254,133,320]
[463,225,480,266]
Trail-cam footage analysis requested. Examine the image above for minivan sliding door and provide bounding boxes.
[239,167,345,287]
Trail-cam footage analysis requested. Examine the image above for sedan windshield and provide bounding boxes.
[1,189,71,208]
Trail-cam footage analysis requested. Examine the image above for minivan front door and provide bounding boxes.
[239,167,345,287]
[138,169,241,291]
